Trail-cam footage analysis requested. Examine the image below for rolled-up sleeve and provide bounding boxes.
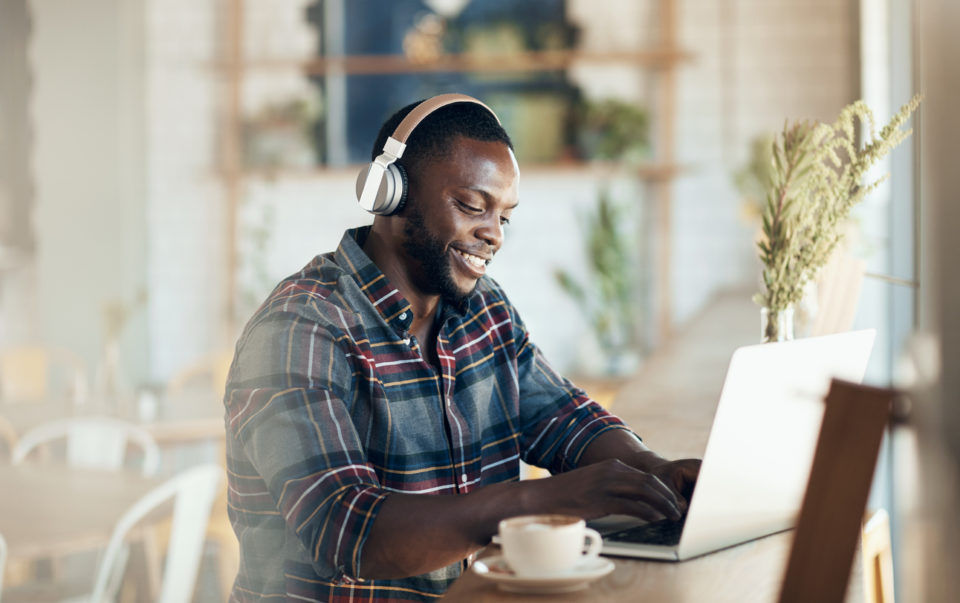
[502,293,634,474]
[225,309,387,582]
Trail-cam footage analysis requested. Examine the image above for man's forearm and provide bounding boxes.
[359,480,532,579]
[358,445,687,580]
[577,428,670,472]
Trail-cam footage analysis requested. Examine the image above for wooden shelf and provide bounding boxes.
[220,0,689,342]
[238,48,695,76]
[237,161,690,182]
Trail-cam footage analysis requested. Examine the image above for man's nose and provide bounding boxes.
[475,215,503,250]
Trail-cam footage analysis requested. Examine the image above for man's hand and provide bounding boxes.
[577,429,702,515]
[361,430,701,579]
[638,456,701,514]
[521,458,686,522]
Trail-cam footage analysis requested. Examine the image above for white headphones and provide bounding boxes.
[355,93,501,216]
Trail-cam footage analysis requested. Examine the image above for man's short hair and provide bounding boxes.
[370,99,513,177]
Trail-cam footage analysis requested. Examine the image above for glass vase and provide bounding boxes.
[761,306,795,343]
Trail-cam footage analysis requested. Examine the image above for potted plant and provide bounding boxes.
[755,95,921,342]
[574,98,650,163]
[554,187,639,375]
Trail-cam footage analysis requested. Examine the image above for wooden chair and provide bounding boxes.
[862,508,895,603]
[165,349,234,400]
[0,532,7,602]
[0,415,17,460]
[0,346,87,405]
[779,379,895,603]
[810,250,866,337]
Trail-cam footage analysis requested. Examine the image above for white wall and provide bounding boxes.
[671,0,860,325]
[15,0,866,386]
[144,0,226,381]
[28,0,148,383]
[224,0,863,375]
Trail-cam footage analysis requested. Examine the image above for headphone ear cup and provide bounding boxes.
[356,161,408,215]
[387,162,408,215]
[374,162,408,216]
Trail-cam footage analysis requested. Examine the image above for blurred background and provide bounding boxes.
[0,0,957,601]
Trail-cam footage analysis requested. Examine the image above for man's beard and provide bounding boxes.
[402,206,474,307]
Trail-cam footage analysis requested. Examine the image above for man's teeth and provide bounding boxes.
[454,249,487,268]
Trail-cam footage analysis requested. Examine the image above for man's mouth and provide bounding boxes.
[452,248,490,273]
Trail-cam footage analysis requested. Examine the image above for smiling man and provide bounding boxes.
[224,95,700,602]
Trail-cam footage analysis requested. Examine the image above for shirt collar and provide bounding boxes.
[336,226,475,331]
[335,226,414,333]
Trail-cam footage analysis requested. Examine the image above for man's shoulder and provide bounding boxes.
[250,253,361,328]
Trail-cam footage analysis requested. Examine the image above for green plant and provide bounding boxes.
[733,133,776,221]
[576,99,649,162]
[554,188,637,353]
[755,95,921,341]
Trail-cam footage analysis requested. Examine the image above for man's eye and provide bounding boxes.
[500,216,511,225]
[457,200,482,214]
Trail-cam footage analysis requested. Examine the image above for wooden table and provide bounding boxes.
[0,463,164,561]
[446,533,798,602]
[0,388,224,448]
[443,290,863,602]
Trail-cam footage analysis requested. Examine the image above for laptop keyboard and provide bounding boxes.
[605,516,686,546]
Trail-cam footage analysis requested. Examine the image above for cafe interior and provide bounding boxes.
[0,0,957,600]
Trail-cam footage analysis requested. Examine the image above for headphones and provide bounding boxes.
[355,93,501,216]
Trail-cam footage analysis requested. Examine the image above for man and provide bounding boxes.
[224,95,700,602]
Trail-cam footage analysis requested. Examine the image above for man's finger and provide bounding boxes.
[636,474,683,520]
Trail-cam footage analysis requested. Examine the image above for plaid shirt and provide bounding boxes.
[224,227,631,602]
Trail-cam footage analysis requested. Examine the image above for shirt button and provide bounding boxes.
[461,474,468,483]
[399,312,408,320]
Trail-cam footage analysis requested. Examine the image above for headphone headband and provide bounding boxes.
[356,93,502,216]
[390,93,500,146]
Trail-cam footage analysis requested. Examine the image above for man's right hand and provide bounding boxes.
[520,459,685,523]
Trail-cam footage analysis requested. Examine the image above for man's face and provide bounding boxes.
[400,136,519,306]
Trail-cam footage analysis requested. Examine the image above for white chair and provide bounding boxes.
[0,532,7,603]
[12,417,160,477]
[85,464,223,603]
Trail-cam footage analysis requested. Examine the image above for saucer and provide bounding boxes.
[471,555,615,594]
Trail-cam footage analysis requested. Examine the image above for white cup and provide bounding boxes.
[498,514,602,577]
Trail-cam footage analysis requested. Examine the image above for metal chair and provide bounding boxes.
[3,465,223,603]
[88,464,222,603]
[12,416,160,477]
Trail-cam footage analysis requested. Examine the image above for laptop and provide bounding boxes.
[592,329,876,561]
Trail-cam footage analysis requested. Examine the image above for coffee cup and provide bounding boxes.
[497,514,602,577]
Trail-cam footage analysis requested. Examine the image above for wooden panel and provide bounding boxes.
[779,380,894,603]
